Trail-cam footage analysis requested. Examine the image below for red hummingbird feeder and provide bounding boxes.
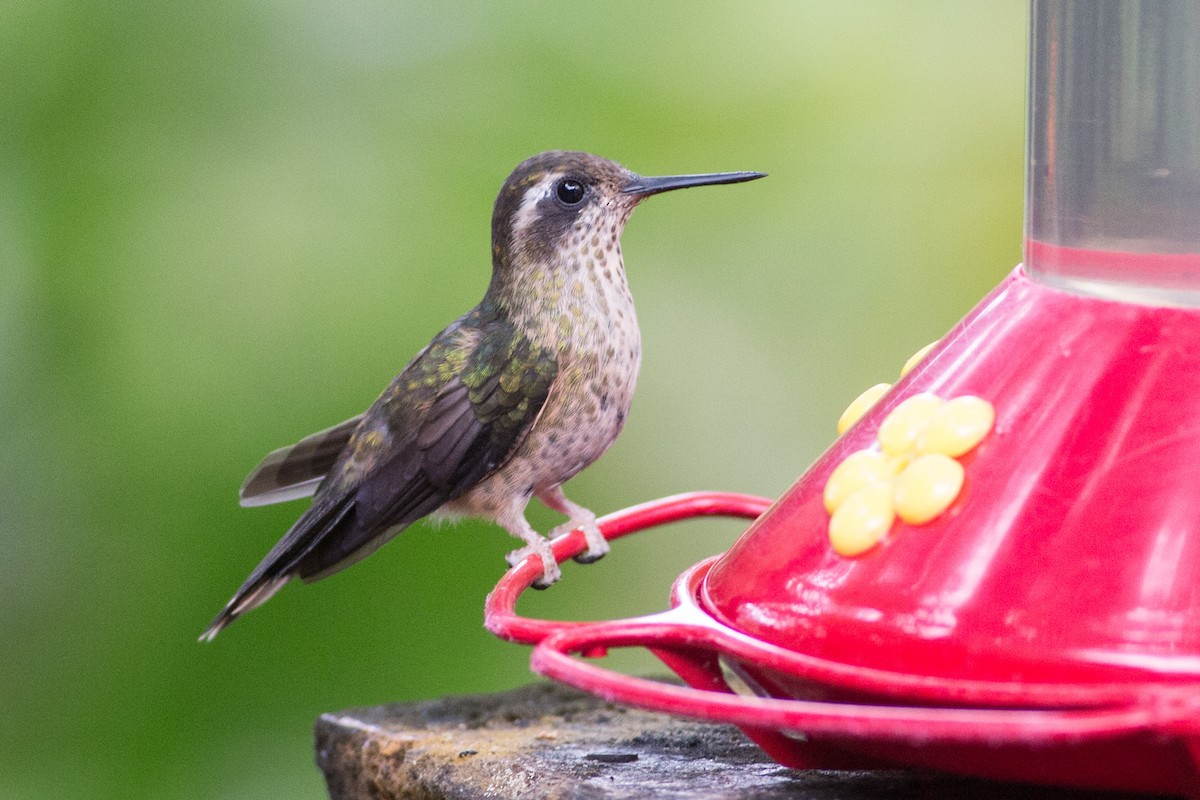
[486,1,1200,793]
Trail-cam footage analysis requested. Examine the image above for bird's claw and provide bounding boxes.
[531,573,557,591]
[506,542,561,589]
[550,520,610,565]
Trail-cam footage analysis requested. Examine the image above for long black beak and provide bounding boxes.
[621,170,766,197]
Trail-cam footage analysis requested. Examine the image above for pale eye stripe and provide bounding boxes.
[512,174,561,234]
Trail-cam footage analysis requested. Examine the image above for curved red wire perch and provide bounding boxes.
[484,491,771,646]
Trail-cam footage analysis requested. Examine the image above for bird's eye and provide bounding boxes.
[555,179,586,205]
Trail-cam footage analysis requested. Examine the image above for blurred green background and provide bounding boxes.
[1,2,1025,797]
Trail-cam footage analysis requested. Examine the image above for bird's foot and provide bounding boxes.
[536,488,608,565]
[505,540,561,590]
[550,519,610,564]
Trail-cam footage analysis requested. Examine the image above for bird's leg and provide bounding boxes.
[537,486,609,565]
[497,502,561,590]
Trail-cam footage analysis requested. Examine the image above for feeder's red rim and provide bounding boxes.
[485,492,1200,717]
[674,558,1200,709]
[530,626,1183,745]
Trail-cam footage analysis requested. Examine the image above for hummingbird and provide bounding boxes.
[200,151,764,641]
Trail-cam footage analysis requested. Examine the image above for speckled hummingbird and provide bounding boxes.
[200,151,764,641]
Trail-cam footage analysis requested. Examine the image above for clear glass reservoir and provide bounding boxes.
[1025,0,1200,305]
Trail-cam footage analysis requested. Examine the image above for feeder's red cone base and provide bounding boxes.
[712,265,1200,696]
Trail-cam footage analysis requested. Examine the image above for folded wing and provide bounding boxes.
[238,414,365,506]
[201,311,558,640]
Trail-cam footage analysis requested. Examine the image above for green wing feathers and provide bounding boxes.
[202,309,558,640]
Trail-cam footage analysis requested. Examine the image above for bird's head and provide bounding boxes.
[489,151,764,277]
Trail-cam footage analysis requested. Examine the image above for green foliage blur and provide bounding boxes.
[0,1,1024,797]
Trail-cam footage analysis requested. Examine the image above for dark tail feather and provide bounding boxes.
[294,482,441,583]
[198,575,291,642]
[199,494,356,641]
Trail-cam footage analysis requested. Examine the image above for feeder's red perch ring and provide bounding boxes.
[485,491,771,646]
